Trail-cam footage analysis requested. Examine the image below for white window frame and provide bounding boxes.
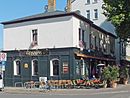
[50,58,59,76]
[13,59,21,76]
[30,29,38,46]
[86,10,90,19]
[93,9,98,19]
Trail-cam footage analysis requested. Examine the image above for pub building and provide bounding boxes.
[1,0,116,86]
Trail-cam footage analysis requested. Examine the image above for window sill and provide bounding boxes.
[32,75,38,76]
[93,18,98,20]
[14,75,21,76]
[92,2,98,4]
[85,3,90,5]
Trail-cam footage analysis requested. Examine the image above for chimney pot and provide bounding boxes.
[48,0,56,12]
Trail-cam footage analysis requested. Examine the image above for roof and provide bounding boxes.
[2,10,66,24]
[1,10,93,25]
[1,10,116,38]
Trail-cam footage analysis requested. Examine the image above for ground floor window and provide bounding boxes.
[14,60,21,75]
[32,59,38,76]
[50,59,59,76]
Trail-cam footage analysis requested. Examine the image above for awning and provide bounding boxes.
[75,52,115,61]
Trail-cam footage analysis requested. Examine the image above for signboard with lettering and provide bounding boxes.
[0,53,7,62]
[24,50,49,56]
[63,62,69,74]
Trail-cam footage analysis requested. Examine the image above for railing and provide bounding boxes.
[12,79,107,89]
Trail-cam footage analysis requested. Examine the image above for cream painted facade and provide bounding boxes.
[3,15,91,51]
[71,0,121,64]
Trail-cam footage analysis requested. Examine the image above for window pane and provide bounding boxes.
[52,60,59,75]
[32,29,38,45]
[94,9,98,19]
[33,60,38,75]
[79,28,81,41]
[16,60,21,75]
[86,0,90,4]
[93,0,97,3]
[86,10,90,19]
[79,28,84,41]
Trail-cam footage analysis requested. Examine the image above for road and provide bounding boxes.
[0,91,130,98]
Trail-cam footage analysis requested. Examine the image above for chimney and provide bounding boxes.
[66,0,71,12]
[48,0,56,12]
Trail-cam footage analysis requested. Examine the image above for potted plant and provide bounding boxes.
[101,66,111,88]
[101,66,119,88]
[109,66,119,88]
[119,66,129,85]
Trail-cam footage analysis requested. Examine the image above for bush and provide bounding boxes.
[101,66,119,82]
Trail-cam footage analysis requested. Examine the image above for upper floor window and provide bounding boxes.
[79,28,86,49]
[93,0,98,3]
[14,60,21,75]
[79,28,84,41]
[94,9,98,19]
[32,59,38,76]
[30,29,38,48]
[86,10,90,19]
[86,0,90,4]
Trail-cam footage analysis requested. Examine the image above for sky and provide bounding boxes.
[0,0,67,50]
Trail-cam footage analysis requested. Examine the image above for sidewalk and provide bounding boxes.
[3,84,130,94]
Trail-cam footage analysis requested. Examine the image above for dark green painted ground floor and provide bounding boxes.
[3,47,116,86]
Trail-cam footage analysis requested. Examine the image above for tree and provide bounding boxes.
[102,0,130,41]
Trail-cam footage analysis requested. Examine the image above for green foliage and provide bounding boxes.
[110,66,119,81]
[101,66,111,81]
[102,66,119,81]
[119,66,129,79]
[102,0,130,40]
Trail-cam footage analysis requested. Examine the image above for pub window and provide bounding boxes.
[94,9,98,19]
[86,10,90,19]
[50,59,59,76]
[14,60,21,75]
[32,59,38,76]
[94,36,97,49]
[31,29,38,46]
[79,28,84,41]
[86,0,90,4]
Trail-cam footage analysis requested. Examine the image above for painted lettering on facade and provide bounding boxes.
[25,50,49,56]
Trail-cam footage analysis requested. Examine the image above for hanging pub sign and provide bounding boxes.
[0,52,7,62]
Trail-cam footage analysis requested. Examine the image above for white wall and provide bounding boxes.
[3,16,78,50]
[72,0,120,63]
[72,17,80,48]
[71,0,115,35]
